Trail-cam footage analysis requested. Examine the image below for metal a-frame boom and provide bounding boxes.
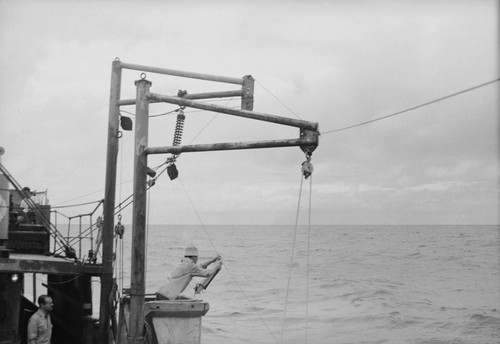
[144,93,318,155]
[100,60,319,344]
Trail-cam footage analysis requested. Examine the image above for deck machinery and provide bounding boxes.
[0,60,319,344]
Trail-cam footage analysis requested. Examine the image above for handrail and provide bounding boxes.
[0,162,72,254]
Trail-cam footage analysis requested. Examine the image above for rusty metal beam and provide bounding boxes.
[147,92,318,131]
[118,89,244,107]
[119,62,243,85]
[128,78,151,344]
[100,58,121,344]
[0,257,104,276]
[145,137,318,155]
[182,90,243,100]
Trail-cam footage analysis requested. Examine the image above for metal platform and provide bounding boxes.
[0,253,104,276]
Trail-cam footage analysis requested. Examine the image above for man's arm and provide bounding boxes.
[199,255,221,269]
[192,258,222,277]
[27,316,38,344]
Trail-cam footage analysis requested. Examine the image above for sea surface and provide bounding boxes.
[21,224,494,343]
[101,224,500,344]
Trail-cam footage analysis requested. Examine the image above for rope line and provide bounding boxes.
[321,77,500,135]
[177,177,279,344]
[54,189,105,207]
[178,178,219,252]
[187,97,234,145]
[188,114,219,145]
[305,175,312,343]
[256,80,303,120]
[280,174,304,344]
[120,108,179,118]
[118,135,124,291]
[119,101,240,118]
[50,199,102,209]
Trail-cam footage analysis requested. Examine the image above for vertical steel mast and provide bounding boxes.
[99,59,121,343]
[102,60,319,344]
[128,77,151,344]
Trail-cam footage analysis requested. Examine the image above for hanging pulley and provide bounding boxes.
[301,153,314,179]
[115,214,125,239]
[120,115,133,131]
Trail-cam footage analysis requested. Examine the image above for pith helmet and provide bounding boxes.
[184,245,199,257]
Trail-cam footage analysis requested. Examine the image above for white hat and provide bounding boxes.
[184,245,199,257]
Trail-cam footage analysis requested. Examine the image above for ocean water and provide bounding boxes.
[112,225,499,344]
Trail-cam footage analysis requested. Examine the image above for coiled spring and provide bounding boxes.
[173,107,185,146]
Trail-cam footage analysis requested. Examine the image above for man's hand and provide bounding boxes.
[212,255,222,263]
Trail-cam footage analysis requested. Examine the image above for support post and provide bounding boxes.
[33,273,36,303]
[99,59,122,344]
[0,150,8,244]
[241,75,254,111]
[127,78,151,344]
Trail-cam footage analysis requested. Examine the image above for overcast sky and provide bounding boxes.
[0,0,498,225]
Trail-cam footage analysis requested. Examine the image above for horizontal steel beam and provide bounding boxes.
[0,257,106,276]
[145,137,318,155]
[183,89,243,100]
[119,62,243,85]
[147,93,318,131]
[118,89,243,107]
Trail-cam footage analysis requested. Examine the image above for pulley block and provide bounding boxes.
[301,161,314,179]
[115,221,125,239]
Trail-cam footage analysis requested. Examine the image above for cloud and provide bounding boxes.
[0,0,497,225]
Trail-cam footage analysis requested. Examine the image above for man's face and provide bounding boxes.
[42,297,54,312]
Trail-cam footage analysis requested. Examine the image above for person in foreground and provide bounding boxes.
[27,295,53,344]
[156,245,222,300]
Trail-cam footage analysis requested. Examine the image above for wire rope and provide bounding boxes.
[305,175,312,343]
[321,77,500,135]
[119,101,241,119]
[256,80,303,120]
[177,177,280,344]
[145,188,151,287]
[186,97,234,145]
[115,131,123,288]
[120,233,124,296]
[50,200,102,209]
[149,109,179,118]
[118,136,125,292]
[281,174,305,344]
[188,114,220,145]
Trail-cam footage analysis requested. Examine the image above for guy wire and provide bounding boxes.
[178,177,280,344]
[305,175,313,343]
[281,174,304,344]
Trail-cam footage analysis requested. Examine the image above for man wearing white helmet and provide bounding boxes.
[156,245,222,300]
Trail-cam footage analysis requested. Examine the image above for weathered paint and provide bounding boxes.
[120,62,243,85]
[99,58,122,344]
[128,78,151,344]
[146,137,318,155]
[148,92,318,130]
[0,256,103,275]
